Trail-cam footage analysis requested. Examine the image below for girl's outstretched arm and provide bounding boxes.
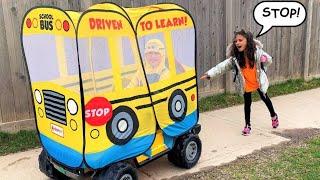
[200,57,233,80]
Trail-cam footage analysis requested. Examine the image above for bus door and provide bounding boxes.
[136,9,198,137]
[22,7,84,168]
[77,10,156,169]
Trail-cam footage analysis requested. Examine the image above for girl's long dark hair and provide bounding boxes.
[231,29,256,68]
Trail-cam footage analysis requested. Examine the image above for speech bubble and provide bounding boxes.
[254,1,306,37]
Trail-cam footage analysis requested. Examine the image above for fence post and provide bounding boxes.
[304,0,313,80]
[79,0,92,11]
[225,0,233,93]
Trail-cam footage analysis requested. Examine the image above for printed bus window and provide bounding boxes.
[23,34,60,82]
[122,37,135,66]
[78,38,91,73]
[78,38,95,94]
[122,36,146,88]
[91,38,112,71]
[78,37,114,93]
[63,37,81,92]
[65,37,79,76]
[138,33,169,84]
[92,37,113,93]
[171,28,195,74]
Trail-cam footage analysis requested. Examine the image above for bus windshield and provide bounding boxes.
[23,34,80,92]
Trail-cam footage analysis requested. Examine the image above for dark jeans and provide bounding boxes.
[243,89,276,126]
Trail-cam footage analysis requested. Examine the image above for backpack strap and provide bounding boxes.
[261,62,265,72]
[233,60,238,82]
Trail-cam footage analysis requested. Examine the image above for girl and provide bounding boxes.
[200,29,279,136]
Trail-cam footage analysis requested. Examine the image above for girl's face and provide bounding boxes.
[234,34,247,52]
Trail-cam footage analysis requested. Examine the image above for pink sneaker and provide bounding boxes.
[272,114,279,128]
[242,126,251,136]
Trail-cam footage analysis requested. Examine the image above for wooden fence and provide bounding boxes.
[0,0,319,132]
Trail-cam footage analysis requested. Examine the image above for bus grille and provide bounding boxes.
[42,90,67,125]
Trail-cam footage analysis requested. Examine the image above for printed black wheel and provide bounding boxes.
[106,106,139,145]
[94,161,137,180]
[167,133,202,169]
[168,89,187,122]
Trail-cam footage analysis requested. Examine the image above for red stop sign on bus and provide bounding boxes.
[85,97,113,126]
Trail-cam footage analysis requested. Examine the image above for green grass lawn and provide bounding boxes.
[231,136,320,179]
[0,130,40,156]
[0,78,320,157]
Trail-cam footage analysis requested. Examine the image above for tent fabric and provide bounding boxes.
[77,10,156,169]
[21,3,198,170]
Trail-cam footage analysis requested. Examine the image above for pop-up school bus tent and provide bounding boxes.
[22,3,200,179]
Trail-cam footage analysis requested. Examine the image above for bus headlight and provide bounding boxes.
[34,89,42,104]
[67,99,78,115]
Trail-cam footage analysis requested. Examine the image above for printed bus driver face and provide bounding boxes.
[234,34,247,52]
[144,39,165,69]
[145,51,162,68]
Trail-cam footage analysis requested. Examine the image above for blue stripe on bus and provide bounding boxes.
[163,133,174,149]
[163,110,198,137]
[40,134,83,168]
[85,134,154,169]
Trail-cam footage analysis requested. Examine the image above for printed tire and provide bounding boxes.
[106,106,139,145]
[168,89,187,122]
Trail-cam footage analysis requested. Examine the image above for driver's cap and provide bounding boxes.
[144,39,165,55]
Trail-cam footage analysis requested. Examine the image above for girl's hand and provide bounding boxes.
[260,55,267,63]
[200,74,209,80]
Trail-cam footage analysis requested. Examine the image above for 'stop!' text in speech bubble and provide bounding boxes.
[254,1,306,37]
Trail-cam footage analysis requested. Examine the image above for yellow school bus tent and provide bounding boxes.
[22,3,198,171]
